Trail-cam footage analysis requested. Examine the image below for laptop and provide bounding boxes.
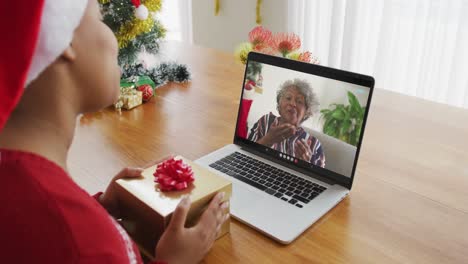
[195,52,374,243]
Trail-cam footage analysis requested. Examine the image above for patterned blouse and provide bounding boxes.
[248,112,326,167]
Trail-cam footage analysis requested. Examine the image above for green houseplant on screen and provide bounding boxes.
[320,91,365,146]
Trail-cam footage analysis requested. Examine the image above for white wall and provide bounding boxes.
[246,63,370,133]
[191,0,288,52]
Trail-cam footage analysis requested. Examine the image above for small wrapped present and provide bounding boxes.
[114,87,143,110]
[115,156,232,260]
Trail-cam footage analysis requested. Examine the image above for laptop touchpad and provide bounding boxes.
[230,182,267,212]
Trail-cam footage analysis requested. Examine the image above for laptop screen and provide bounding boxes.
[234,52,373,187]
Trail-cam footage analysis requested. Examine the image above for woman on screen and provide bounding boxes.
[248,79,326,167]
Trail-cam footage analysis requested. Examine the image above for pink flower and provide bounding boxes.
[255,45,276,55]
[270,32,301,56]
[298,51,311,63]
[248,26,272,51]
[307,53,320,64]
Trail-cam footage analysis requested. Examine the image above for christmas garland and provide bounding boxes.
[121,62,191,88]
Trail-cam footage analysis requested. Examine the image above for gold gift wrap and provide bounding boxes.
[115,156,232,259]
[114,87,143,110]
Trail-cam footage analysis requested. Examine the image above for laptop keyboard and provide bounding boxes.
[209,152,327,208]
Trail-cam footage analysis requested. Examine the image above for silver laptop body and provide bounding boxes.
[196,52,374,243]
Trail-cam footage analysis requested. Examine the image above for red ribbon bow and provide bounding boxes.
[154,158,195,192]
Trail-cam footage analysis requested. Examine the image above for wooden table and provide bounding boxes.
[69,42,468,263]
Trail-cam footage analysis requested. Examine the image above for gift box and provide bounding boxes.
[114,87,143,110]
[115,156,232,260]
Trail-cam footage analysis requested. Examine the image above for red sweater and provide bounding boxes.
[0,149,160,263]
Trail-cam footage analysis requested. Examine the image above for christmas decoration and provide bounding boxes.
[115,75,154,109]
[137,84,154,102]
[256,0,263,24]
[123,75,156,89]
[135,5,149,20]
[98,0,165,65]
[215,0,220,16]
[244,80,255,91]
[114,86,143,111]
[131,0,149,20]
[215,0,263,25]
[121,62,191,88]
[99,0,192,107]
[153,158,195,192]
[243,60,263,94]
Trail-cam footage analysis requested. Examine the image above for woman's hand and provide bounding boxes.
[98,167,143,218]
[155,192,229,264]
[295,138,312,162]
[257,122,296,146]
[99,156,172,218]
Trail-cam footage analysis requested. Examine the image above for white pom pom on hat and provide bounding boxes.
[0,0,88,131]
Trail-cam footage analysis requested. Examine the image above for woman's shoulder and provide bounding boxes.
[0,149,79,261]
[0,148,69,186]
[254,111,274,119]
[0,149,81,196]
[262,112,279,123]
[252,112,278,125]
[0,148,103,226]
[0,149,139,263]
[267,112,278,118]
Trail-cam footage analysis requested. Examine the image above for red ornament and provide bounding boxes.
[137,84,154,102]
[131,0,141,8]
[153,158,195,192]
[244,80,256,91]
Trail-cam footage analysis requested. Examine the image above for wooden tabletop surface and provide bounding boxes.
[69,42,468,263]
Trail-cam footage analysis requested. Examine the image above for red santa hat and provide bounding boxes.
[0,0,88,131]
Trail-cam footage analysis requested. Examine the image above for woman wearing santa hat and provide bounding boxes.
[0,1,228,263]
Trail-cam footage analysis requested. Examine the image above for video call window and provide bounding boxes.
[236,61,370,178]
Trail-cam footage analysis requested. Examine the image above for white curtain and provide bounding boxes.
[158,0,192,42]
[288,0,468,108]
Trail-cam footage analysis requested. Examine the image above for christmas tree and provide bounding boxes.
[99,0,165,65]
[98,0,190,88]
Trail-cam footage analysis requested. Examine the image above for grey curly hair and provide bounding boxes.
[276,79,320,123]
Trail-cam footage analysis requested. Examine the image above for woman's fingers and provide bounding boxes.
[199,192,225,229]
[208,192,225,211]
[296,139,311,160]
[295,141,305,156]
[211,196,229,229]
[168,196,191,231]
[195,192,228,251]
[215,203,229,238]
[297,140,307,153]
[277,124,296,138]
[114,167,144,180]
[302,139,312,160]
[219,201,229,223]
